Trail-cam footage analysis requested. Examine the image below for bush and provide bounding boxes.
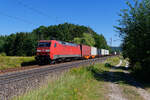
[116,0,150,81]
[105,63,111,67]
[132,61,150,82]
[132,62,142,74]
[0,52,6,56]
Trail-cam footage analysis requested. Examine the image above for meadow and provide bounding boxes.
[0,56,35,70]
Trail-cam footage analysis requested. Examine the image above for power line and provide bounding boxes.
[0,11,37,26]
[16,0,60,23]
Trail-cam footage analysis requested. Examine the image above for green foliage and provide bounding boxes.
[94,34,112,52]
[0,35,7,53]
[4,33,37,56]
[132,62,142,74]
[73,37,82,44]
[0,52,6,56]
[0,56,35,70]
[111,47,122,53]
[32,23,95,42]
[14,66,104,100]
[116,0,150,81]
[94,34,107,48]
[73,33,95,46]
[82,33,95,46]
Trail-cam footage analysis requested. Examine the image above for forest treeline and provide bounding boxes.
[116,0,150,81]
[0,23,111,56]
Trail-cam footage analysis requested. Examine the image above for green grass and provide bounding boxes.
[13,57,120,100]
[106,56,120,66]
[121,60,127,67]
[0,56,35,70]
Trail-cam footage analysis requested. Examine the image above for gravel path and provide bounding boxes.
[108,60,127,100]
[136,88,150,100]
[122,61,150,100]
[107,60,150,100]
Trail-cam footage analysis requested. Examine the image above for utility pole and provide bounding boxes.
[110,38,112,47]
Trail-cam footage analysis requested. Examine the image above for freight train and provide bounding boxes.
[35,40,110,64]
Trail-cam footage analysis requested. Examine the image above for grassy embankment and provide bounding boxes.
[0,56,35,70]
[13,57,120,100]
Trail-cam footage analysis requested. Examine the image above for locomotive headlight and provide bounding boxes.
[45,49,50,52]
[37,50,41,52]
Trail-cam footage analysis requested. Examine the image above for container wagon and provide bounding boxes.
[80,45,91,59]
[91,47,97,58]
[104,49,109,56]
[104,49,107,56]
[101,49,105,56]
[106,50,109,55]
[97,49,101,57]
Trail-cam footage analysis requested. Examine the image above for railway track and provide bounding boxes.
[0,57,107,85]
[0,56,114,100]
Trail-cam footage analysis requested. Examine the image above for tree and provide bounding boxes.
[73,33,95,46]
[1,23,111,56]
[32,26,49,40]
[0,35,7,53]
[4,34,16,56]
[115,0,150,81]
[94,34,108,49]
[4,32,37,56]
[73,37,82,44]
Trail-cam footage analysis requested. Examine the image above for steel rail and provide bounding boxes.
[0,57,109,85]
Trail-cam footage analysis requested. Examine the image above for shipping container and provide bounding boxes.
[107,50,109,55]
[91,47,97,58]
[80,45,91,59]
[104,49,107,55]
[105,50,108,55]
[101,49,105,56]
[97,49,101,56]
[104,50,109,55]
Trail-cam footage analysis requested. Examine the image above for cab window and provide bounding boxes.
[38,42,51,47]
[54,43,57,48]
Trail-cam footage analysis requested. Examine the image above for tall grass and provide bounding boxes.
[14,57,120,100]
[0,56,35,70]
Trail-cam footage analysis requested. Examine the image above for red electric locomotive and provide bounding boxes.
[35,40,81,64]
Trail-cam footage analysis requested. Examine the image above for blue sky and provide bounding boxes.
[0,0,130,46]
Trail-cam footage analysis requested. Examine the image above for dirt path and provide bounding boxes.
[136,88,150,100]
[107,60,150,100]
[108,60,127,100]
[121,61,150,100]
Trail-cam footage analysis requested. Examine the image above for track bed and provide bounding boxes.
[0,56,114,100]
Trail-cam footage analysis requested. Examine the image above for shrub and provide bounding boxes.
[116,0,150,81]
[0,52,6,56]
[132,60,150,82]
[132,62,142,74]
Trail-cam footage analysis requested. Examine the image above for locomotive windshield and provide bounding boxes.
[38,42,51,47]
